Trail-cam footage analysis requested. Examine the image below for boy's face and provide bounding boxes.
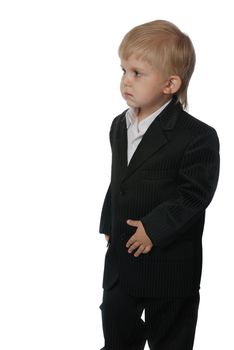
[120,55,171,120]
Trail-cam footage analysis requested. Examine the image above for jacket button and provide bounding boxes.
[120,189,125,196]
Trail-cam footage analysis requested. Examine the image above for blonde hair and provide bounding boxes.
[118,20,196,109]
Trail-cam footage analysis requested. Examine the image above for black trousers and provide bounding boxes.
[100,281,200,350]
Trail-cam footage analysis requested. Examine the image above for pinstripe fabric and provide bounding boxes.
[99,98,220,297]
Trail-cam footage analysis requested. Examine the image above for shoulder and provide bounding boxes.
[111,109,128,126]
[179,109,216,133]
[109,109,128,135]
[177,110,220,152]
[177,109,219,140]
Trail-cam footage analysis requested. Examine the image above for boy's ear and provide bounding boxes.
[163,75,182,95]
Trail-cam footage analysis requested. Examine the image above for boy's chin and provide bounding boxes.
[125,101,138,109]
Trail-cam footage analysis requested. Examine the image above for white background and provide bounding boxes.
[0,0,233,349]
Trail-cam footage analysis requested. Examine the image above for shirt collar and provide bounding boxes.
[126,108,139,128]
[126,99,172,131]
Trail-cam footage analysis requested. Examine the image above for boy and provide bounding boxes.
[99,20,220,350]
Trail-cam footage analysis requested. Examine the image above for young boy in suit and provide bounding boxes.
[99,19,220,350]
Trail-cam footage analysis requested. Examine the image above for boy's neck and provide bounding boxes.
[136,98,172,122]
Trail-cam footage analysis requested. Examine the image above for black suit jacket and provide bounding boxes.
[99,98,220,297]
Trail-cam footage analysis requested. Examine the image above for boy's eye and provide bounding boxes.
[134,70,141,77]
[121,67,141,77]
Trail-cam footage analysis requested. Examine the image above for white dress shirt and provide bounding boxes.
[126,100,171,164]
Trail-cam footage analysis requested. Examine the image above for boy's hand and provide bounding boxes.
[126,220,153,257]
[104,234,110,242]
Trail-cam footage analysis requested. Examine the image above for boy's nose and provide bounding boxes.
[122,73,132,86]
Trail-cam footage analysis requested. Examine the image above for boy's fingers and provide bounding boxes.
[127,219,139,227]
[142,246,152,254]
[126,236,135,248]
[104,234,110,241]
[128,241,140,253]
[134,244,145,257]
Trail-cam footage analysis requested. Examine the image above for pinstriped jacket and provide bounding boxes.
[99,98,220,297]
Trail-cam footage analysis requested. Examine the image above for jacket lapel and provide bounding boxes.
[119,99,182,182]
[123,118,167,180]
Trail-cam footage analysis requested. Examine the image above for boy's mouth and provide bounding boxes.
[123,92,133,98]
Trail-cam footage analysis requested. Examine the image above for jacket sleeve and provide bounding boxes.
[141,128,220,247]
[99,184,112,235]
[98,117,118,235]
